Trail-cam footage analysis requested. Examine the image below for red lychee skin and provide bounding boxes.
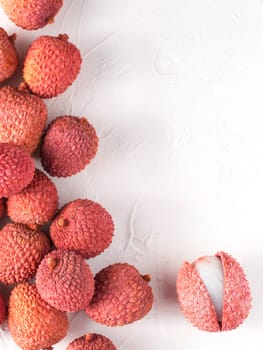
[0,198,5,218]
[0,28,18,82]
[36,250,95,312]
[0,223,51,285]
[176,251,252,332]
[0,85,47,153]
[50,199,114,258]
[85,263,153,326]
[40,116,98,177]
[0,143,35,198]
[8,283,69,350]
[66,333,117,350]
[0,0,63,30]
[0,293,5,324]
[23,34,82,98]
[7,168,58,226]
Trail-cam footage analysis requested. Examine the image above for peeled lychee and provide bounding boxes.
[36,250,94,312]
[0,28,18,82]
[0,223,51,285]
[0,143,35,197]
[23,34,82,98]
[0,293,5,324]
[0,0,63,30]
[50,199,114,258]
[7,168,58,226]
[176,251,252,332]
[40,116,98,177]
[8,283,69,350]
[85,263,153,326]
[0,85,47,153]
[66,333,117,350]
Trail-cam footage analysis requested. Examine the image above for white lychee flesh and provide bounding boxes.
[193,256,224,322]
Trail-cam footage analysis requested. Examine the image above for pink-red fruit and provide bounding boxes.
[86,263,153,326]
[36,250,94,312]
[0,143,34,197]
[23,34,82,98]
[0,223,51,284]
[0,28,18,82]
[66,333,117,350]
[0,293,5,324]
[176,251,252,332]
[7,168,58,226]
[0,85,47,153]
[8,283,69,350]
[50,199,114,258]
[0,0,63,30]
[41,116,98,177]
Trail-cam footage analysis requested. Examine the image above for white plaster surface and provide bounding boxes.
[0,0,262,348]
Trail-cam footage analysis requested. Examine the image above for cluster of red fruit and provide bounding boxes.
[0,1,153,349]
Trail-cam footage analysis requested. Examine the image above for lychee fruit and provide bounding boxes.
[8,283,69,350]
[23,34,82,98]
[40,115,98,177]
[85,263,153,326]
[0,85,47,153]
[0,223,51,285]
[0,293,5,324]
[50,199,114,258]
[0,143,34,197]
[7,168,58,226]
[66,333,117,350]
[36,250,94,312]
[0,0,63,30]
[0,28,18,82]
[176,251,252,332]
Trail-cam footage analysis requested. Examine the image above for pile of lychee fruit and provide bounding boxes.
[0,1,253,349]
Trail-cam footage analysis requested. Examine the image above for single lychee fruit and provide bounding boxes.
[0,0,63,30]
[7,168,58,226]
[23,34,82,98]
[0,198,5,218]
[0,143,34,198]
[40,116,98,177]
[0,223,51,285]
[85,263,153,326]
[0,28,18,82]
[0,85,47,153]
[8,283,69,350]
[66,333,117,350]
[50,199,114,258]
[176,251,252,332]
[36,250,95,312]
[0,293,5,324]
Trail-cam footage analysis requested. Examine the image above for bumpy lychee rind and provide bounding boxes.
[0,223,51,285]
[0,28,18,82]
[0,143,35,197]
[8,283,69,350]
[0,293,5,324]
[176,261,220,332]
[7,168,58,226]
[217,251,252,331]
[0,85,47,153]
[50,199,114,258]
[41,115,98,177]
[85,263,153,326]
[36,250,95,312]
[23,35,82,98]
[176,251,252,332]
[66,333,117,350]
[0,0,63,30]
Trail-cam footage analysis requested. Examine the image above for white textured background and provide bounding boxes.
[1,0,263,349]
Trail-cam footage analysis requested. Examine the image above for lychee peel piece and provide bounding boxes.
[217,251,252,331]
[176,261,220,332]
